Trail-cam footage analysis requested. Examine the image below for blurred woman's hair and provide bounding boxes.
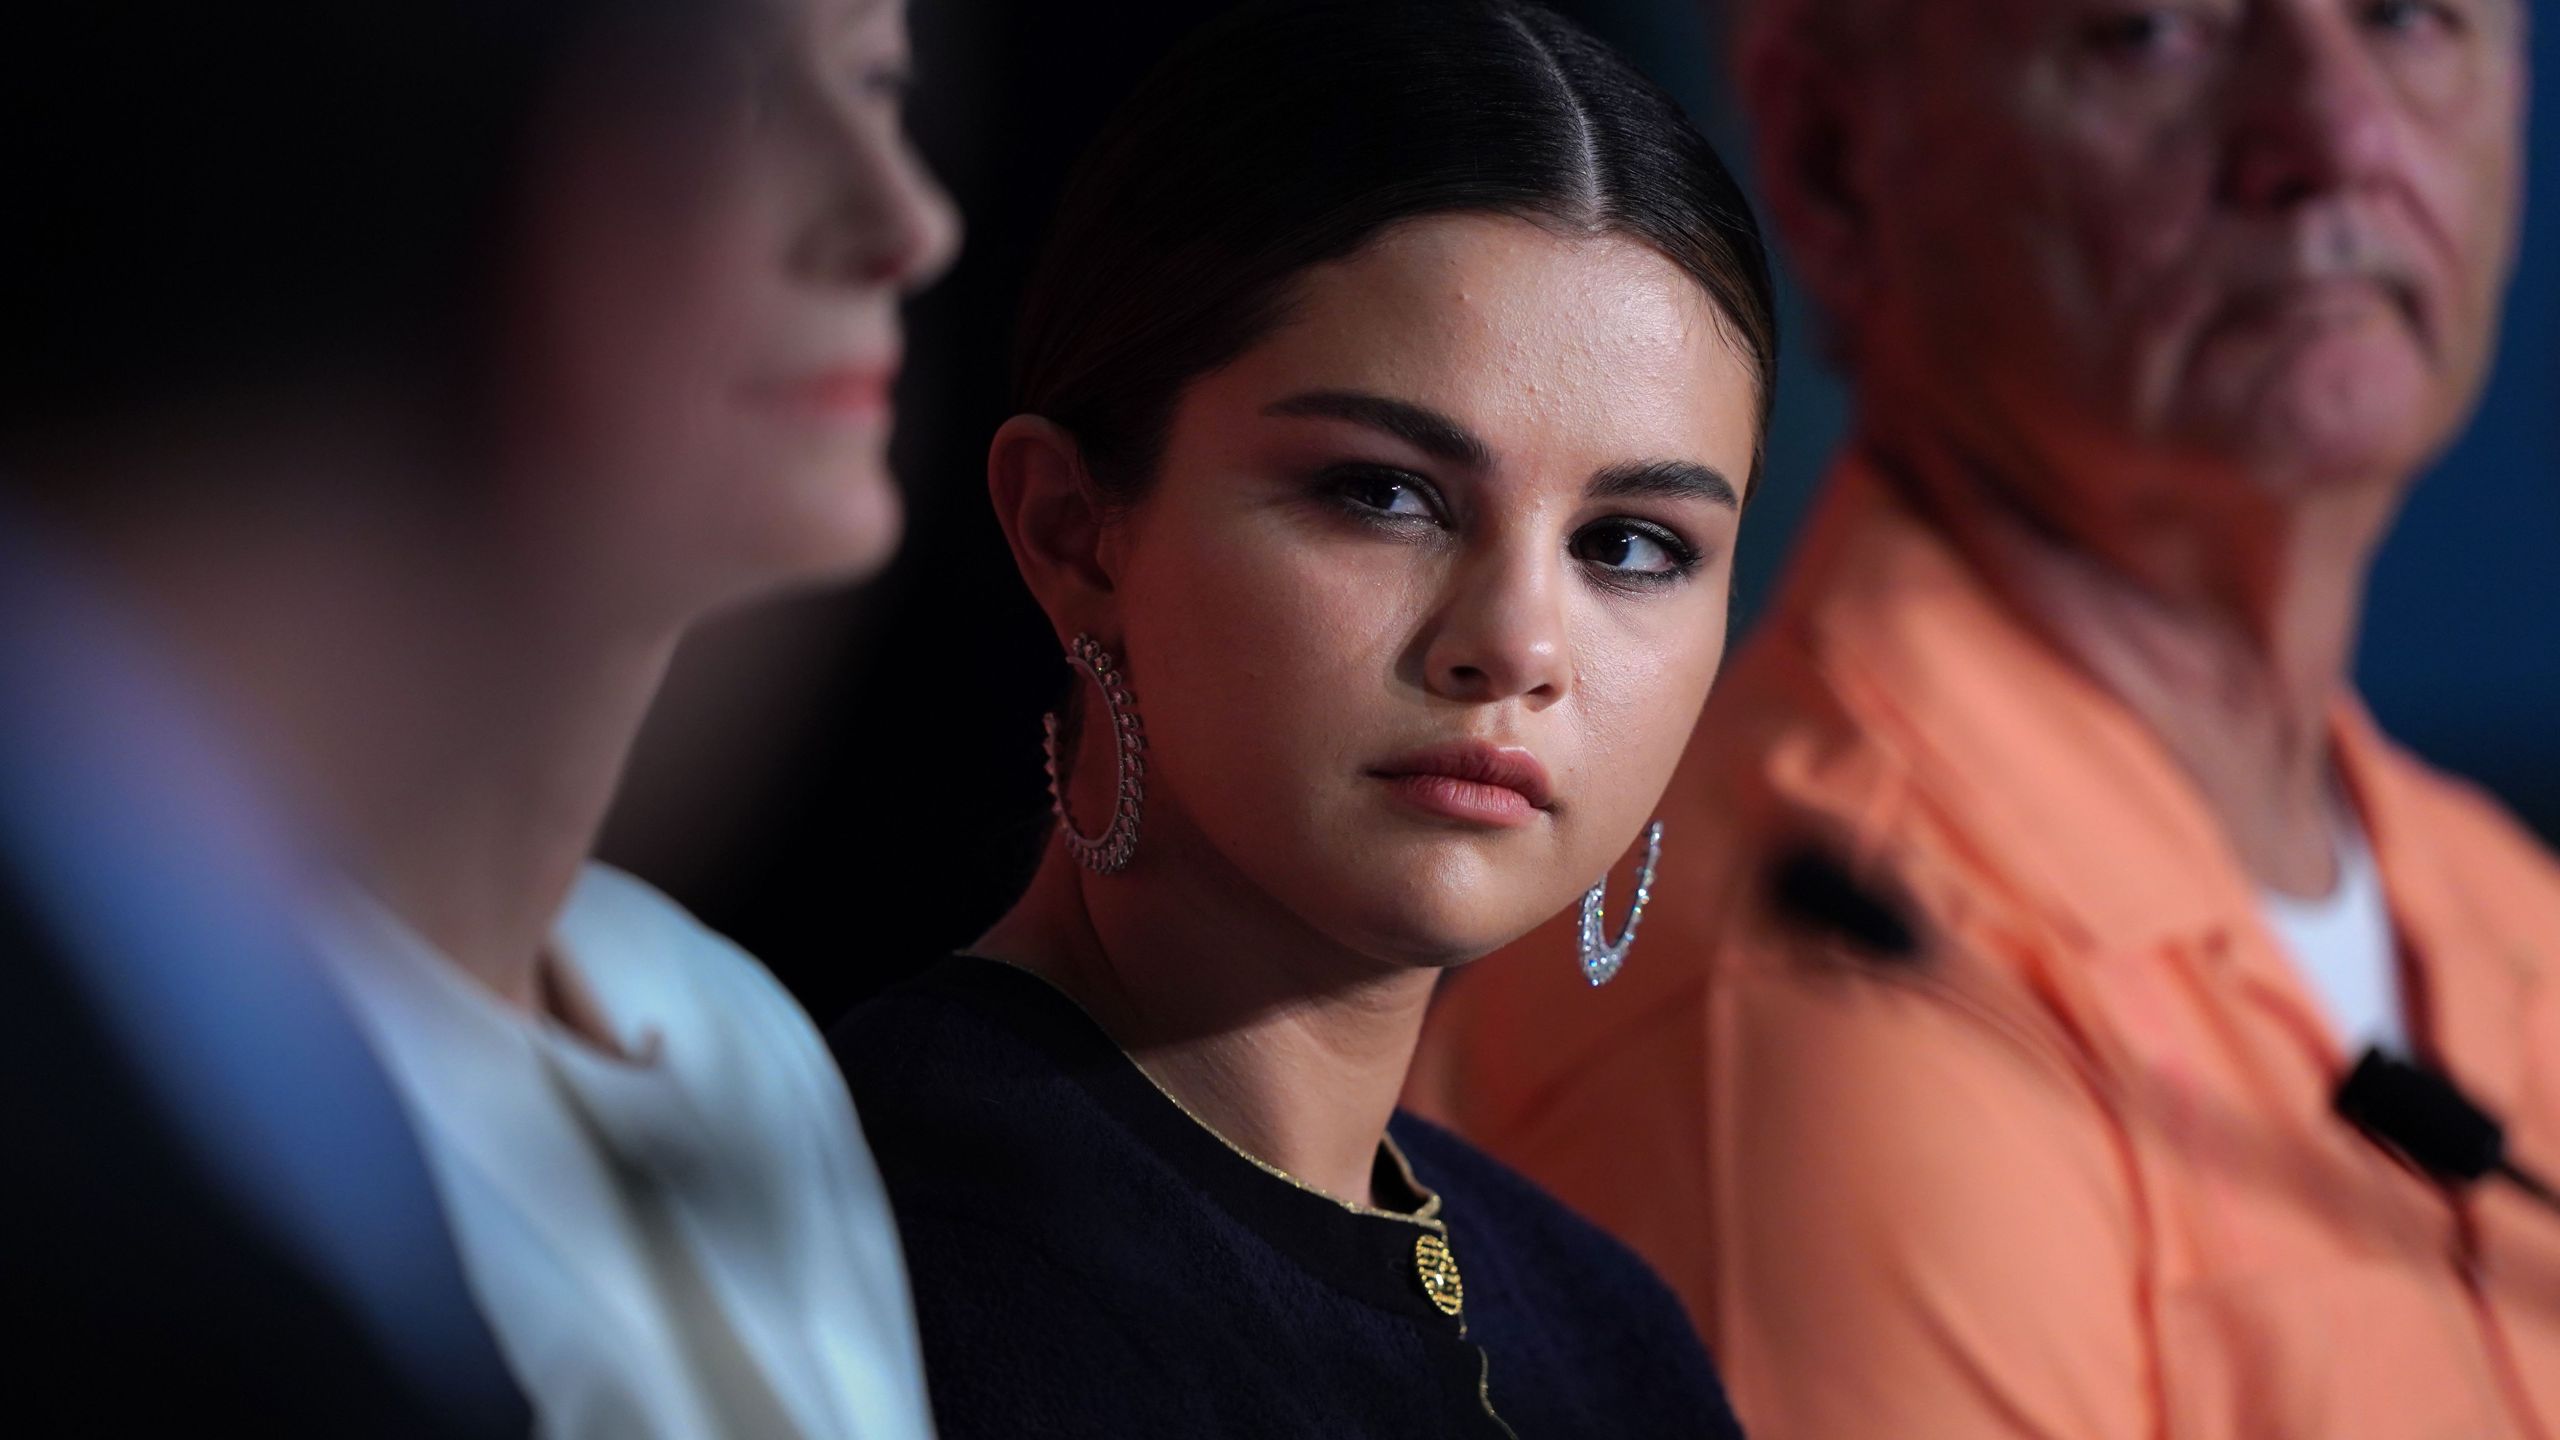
[0,0,704,466]
[1013,0,1779,508]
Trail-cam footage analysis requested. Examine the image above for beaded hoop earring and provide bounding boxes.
[1042,634,1148,874]
[1577,821,1662,986]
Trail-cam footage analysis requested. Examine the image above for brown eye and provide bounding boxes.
[1325,465,1439,522]
[1569,519,1693,580]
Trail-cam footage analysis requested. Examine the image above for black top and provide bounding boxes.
[831,956,1743,1439]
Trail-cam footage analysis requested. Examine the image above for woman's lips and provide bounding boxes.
[1370,741,1554,829]
[741,364,898,420]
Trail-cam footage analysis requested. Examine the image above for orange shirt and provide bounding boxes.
[1408,460,2560,1440]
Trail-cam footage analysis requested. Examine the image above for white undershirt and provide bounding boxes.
[2258,805,2410,1058]
[313,864,936,1440]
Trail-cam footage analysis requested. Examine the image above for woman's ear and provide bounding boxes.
[988,414,1116,644]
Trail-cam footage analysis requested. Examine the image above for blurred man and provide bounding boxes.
[1413,1,2559,1435]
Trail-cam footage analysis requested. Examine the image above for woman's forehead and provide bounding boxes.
[1193,217,1760,479]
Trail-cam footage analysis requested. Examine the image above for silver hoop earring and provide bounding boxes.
[1042,634,1147,875]
[1577,821,1662,987]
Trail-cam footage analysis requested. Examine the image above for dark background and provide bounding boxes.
[598,0,2560,1022]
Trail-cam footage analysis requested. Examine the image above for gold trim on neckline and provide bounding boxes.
[960,953,1448,1229]
[1130,1056,1447,1228]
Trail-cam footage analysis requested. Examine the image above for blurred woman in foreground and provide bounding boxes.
[8,0,957,1433]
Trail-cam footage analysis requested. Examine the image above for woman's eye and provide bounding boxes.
[857,63,913,107]
[1570,520,1694,579]
[1331,468,1438,521]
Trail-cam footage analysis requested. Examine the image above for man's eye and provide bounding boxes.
[2081,9,2210,64]
[2364,0,2458,39]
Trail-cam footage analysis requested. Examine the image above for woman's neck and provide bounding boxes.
[976,841,1441,1208]
[352,622,678,1025]
[100,489,682,1032]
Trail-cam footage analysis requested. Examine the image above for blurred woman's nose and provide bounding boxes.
[795,97,962,294]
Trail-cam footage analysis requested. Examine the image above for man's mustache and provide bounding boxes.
[2214,208,2430,323]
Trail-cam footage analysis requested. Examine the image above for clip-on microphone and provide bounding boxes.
[2333,1048,2560,1215]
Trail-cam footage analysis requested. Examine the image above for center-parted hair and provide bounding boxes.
[1013,0,1780,505]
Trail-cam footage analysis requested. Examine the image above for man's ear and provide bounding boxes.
[1738,19,1879,350]
[988,414,1117,645]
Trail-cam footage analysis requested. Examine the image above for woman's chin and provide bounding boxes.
[1320,880,1557,974]
[826,479,906,581]
[760,461,909,589]
[1288,828,1585,968]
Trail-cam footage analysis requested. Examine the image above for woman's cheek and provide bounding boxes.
[1573,609,1724,785]
[1148,519,1401,673]
[1126,554,1309,772]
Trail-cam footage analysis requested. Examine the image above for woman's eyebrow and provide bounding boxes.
[1588,459,1738,510]
[1262,390,1491,470]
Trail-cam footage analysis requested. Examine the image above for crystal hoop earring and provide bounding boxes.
[1577,821,1662,987]
[1042,634,1147,874]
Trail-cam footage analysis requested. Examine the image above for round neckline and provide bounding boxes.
[909,953,1473,1328]
[954,951,1442,1227]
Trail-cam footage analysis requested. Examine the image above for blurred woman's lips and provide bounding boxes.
[741,363,899,419]
[1369,741,1554,829]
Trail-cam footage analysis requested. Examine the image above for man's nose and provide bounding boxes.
[2222,10,2407,211]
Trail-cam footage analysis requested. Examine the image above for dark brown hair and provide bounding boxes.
[1014,0,1779,505]
[1,0,716,464]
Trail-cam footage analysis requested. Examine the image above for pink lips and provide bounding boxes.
[742,364,898,420]
[1370,741,1555,829]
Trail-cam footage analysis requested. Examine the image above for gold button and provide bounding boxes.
[1414,1232,1464,1317]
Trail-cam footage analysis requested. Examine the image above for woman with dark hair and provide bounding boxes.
[831,2,1771,1433]
[5,0,955,1434]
